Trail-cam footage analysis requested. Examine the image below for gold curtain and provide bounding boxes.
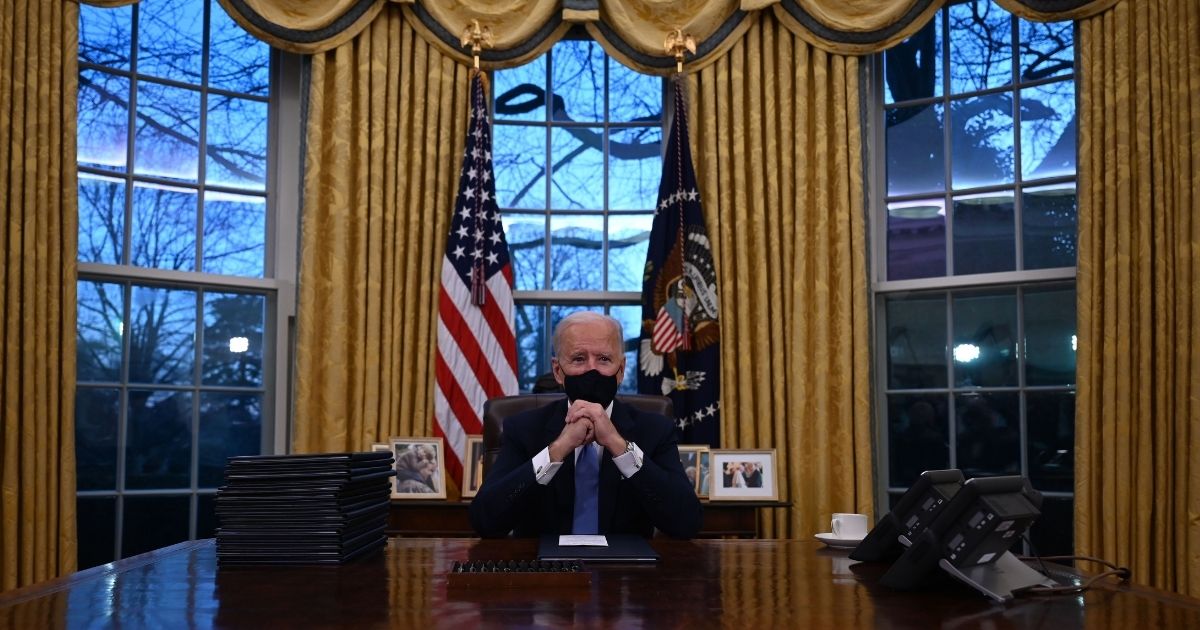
[293,5,470,453]
[1076,0,1200,597]
[0,0,79,589]
[687,11,872,538]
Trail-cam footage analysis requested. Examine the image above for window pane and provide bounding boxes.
[76,497,117,570]
[883,13,942,104]
[131,182,197,271]
[608,304,641,393]
[78,174,125,265]
[886,103,945,196]
[78,70,130,173]
[206,95,268,190]
[196,494,218,538]
[1024,285,1076,386]
[203,192,265,276]
[199,392,261,487]
[1023,183,1077,269]
[949,94,1014,189]
[209,0,269,96]
[887,200,946,281]
[952,191,1014,275]
[76,281,124,382]
[122,495,190,557]
[952,290,1018,387]
[494,55,546,122]
[948,0,1012,94]
[550,127,603,210]
[1026,391,1074,493]
[134,81,200,182]
[202,292,264,386]
[549,214,603,291]
[1020,81,1076,181]
[608,127,662,210]
[493,125,546,209]
[551,40,603,123]
[129,285,196,384]
[1028,496,1073,556]
[515,304,546,391]
[80,3,132,70]
[885,293,947,389]
[75,387,120,491]
[137,0,204,83]
[607,214,652,291]
[608,57,661,122]
[1019,19,1073,82]
[955,392,1020,477]
[125,389,193,489]
[502,213,546,290]
[888,394,949,487]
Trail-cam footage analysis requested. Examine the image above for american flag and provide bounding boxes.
[435,71,517,486]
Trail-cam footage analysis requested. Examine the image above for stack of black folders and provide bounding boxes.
[215,451,395,565]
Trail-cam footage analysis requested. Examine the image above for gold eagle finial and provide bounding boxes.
[460,19,494,69]
[664,29,696,74]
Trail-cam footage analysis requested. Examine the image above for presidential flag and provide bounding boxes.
[435,71,518,486]
[638,75,721,447]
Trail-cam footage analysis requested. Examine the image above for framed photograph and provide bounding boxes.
[677,445,709,495]
[709,449,778,501]
[698,449,712,499]
[462,435,485,498]
[388,437,447,499]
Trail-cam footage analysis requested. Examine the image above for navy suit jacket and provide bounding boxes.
[469,398,702,539]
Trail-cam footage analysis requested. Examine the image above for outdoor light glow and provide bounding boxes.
[1071,335,1077,351]
[953,343,981,363]
[229,337,249,353]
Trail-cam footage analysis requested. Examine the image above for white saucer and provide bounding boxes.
[815,532,864,549]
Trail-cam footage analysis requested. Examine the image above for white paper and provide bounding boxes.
[558,535,608,547]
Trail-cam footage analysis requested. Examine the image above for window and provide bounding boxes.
[872,1,1077,554]
[75,0,298,569]
[493,38,664,391]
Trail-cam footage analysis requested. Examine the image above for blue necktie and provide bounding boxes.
[573,444,599,534]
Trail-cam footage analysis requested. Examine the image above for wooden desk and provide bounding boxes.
[387,500,788,538]
[3,538,1199,628]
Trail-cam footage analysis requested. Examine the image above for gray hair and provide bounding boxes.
[552,311,624,358]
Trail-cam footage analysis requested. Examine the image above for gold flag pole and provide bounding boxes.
[460,19,494,70]
[664,29,696,75]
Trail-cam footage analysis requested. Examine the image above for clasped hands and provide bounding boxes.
[549,400,627,463]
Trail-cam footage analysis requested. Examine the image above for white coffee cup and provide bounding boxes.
[831,513,868,539]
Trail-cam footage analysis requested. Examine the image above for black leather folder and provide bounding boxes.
[537,535,659,563]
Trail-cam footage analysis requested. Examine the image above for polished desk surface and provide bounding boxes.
[2,538,1199,628]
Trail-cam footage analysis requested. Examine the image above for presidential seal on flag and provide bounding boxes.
[639,225,720,393]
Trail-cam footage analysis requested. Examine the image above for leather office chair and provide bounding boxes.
[480,394,674,481]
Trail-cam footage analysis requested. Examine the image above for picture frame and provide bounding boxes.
[709,449,778,501]
[677,445,709,496]
[388,437,447,499]
[461,435,485,498]
[698,449,712,499]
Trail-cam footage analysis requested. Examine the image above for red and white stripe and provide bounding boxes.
[652,308,684,354]
[434,260,517,484]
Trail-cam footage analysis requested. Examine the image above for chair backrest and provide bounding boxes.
[481,394,674,480]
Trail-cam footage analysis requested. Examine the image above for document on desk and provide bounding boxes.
[559,535,608,546]
[538,535,659,563]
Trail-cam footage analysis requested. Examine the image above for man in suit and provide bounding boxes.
[469,312,702,539]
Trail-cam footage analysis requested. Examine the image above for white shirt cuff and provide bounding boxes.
[532,447,562,485]
[612,441,644,478]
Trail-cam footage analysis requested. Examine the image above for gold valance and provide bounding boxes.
[198,0,1121,70]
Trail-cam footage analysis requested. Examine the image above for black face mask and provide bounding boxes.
[562,369,619,408]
